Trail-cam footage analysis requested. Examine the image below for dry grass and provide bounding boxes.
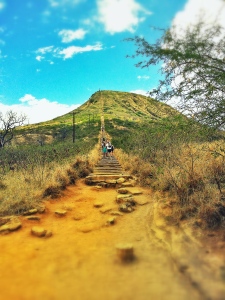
[0,151,97,215]
[116,140,225,229]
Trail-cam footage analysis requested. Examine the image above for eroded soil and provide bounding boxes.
[0,180,225,300]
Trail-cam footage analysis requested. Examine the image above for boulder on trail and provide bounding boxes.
[54,209,67,217]
[105,217,116,226]
[117,178,126,184]
[23,208,38,216]
[117,188,129,194]
[31,226,47,237]
[118,204,134,213]
[93,201,104,208]
[25,216,41,221]
[0,216,22,234]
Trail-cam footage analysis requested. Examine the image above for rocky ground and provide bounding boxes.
[1,158,225,300]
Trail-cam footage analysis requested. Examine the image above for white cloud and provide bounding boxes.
[137,75,149,80]
[35,43,103,60]
[0,1,5,11]
[172,0,225,30]
[36,55,44,61]
[36,46,54,54]
[0,94,80,124]
[130,89,149,96]
[58,28,87,43]
[58,43,103,59]
[96,0,151,34]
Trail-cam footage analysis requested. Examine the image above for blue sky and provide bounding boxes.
[0,0,224,124]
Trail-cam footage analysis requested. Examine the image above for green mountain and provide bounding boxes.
[15,90,182,146]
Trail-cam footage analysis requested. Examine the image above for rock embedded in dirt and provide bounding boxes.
[117,188,129,194]
[121,182,134,187]
[31,226,47,237]
[73,212,86,221]
[110,211,123,216]
[117,178,126,184]
[45,230,53,238]
[116,243,134,262]
[127,189,143,195]
[8,221,22,231]
[36,205,46,213]
[0,217,22,234]
[0,224,10,234]
[106,217,116,226]
[25,216,41,221]
[118,204,134,213]
[93,202,104,208]
[23,209,38,216]
[92,186,102,190]
[0,216,11,226]
[116,194,133,201]
[54,209,67,217]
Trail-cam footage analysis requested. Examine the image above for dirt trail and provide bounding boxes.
[0,177,211,300]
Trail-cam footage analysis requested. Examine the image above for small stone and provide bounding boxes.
[127,189,143,195]
[78,225,97,233]
[55,209,67,217]
[92,186,102,190]
[117,178,126,184]
[8,221,22,231]
[119,204,134,213]
[106,180,117,184]
[117,188,128,194]
[93,202,104,208]
[45,230,53,238]
[73,213,85,221]
[26,216,41,221]
[121,182,134,187]
[106,217,116,226]
[37,205,46,213]
[116,194,135,204]
[0,217,11,226]
[116,243,134,262]
[31,226,47,237]
[110,211,123,216]
[23,209,38,216]
[0,224,10,234]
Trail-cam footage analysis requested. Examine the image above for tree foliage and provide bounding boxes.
[0,110,27,148]
[127,21,225,129]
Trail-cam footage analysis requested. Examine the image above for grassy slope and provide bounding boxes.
[15,90,181,146]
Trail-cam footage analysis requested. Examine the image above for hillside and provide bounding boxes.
[14,90,182,146]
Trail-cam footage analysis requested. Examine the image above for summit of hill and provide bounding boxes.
[13,90,186,147]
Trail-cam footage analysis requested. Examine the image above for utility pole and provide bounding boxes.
[72,112,75,143]
[88,113,91,130]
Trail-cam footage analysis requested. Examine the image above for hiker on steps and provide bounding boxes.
[102,142,107,158]
[106,140,113,157]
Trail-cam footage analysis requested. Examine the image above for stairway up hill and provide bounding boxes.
[85,155,134,188]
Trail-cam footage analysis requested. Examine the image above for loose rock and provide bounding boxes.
[106,217,116,226]
[110,211,123,216]
[55,209,67,217]
[31,226,47,237]
[23,209,38,216]
[93,202,104,208]
[25,216,41,221]
[117,188,129,194]
[117,178,126,184]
